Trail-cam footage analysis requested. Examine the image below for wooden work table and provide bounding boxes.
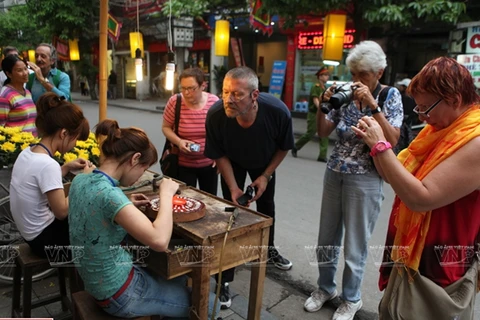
[124,172,273,320]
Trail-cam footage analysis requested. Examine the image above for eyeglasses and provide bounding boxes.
[413,98,442,118]
[222,90,254,102]
[179,86,198,93]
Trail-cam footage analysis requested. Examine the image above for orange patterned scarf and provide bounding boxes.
[391,106,480,272]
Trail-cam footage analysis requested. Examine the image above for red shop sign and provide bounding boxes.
[297,30,355,50]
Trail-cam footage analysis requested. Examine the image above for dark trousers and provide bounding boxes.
[25,218,70,258]
[217,162,276,283]
[177,165,218,196]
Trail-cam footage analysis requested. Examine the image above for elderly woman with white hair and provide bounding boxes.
[304,40,403,320]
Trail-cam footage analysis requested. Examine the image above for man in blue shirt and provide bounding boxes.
[26,43,70,103]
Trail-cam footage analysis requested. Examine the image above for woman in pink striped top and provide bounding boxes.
[162,67,219,195]
[0,55,37,136]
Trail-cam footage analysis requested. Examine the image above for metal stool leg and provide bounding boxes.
[58,267,69,311]
[22,266,33,317]
[11,259,22,317]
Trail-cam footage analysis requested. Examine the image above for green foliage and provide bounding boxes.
[0,5,42,51]
[163,0,249,17]
[161,0,467,37]
[244,0,467,33]
[24,0,98,40]
[364,1,466,26]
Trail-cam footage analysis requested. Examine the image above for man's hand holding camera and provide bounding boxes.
[233,173,268,207]
[27,61,51,88]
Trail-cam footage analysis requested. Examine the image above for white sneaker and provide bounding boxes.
[304,289,338,312]
[332,299,363,320]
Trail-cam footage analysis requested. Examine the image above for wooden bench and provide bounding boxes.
[72,290,161,320]
[11,243,71,318]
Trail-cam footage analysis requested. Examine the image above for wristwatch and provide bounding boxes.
[261,172,272,182]
[371,106,382,114]
[41,78,50,85]
[370,141,392,156]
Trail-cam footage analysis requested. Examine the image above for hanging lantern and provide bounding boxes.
[129,32,144,58]
[69,39,80,61]
[215,20,230,56]
[28,50,36,62]
[323,13,347,61]
[165,63,175,91]
[135,48,143,82]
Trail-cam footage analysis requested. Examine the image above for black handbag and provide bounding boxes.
[160,94,181,178]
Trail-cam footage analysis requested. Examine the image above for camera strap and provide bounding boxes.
[371,82,393,111]
[372,82,382,100]
[378,86,393,110]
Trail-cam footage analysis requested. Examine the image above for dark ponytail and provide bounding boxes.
[35,92,89,140]
[95,119,158,167]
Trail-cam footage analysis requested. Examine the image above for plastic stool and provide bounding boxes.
[11,243,71,318]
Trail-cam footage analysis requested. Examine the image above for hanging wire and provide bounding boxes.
[136,0,140,33]
[167,0,173,52]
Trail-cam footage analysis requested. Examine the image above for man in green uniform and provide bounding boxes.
[292,66,329,162]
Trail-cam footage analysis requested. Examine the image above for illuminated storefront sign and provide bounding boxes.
[297,30,355,50]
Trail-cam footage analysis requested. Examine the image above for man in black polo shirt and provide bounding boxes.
[205,66,294,309]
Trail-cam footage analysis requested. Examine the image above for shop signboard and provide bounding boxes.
[466,26,480,54]
[268,61,287,99]
[457,54,480,88]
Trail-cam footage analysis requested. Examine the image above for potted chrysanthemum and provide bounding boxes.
[0,128,100,186]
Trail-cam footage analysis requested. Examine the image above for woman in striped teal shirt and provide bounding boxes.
[0,55,37,136]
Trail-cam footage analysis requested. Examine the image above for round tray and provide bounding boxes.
[147,195,206,223]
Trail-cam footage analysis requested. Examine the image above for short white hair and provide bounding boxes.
[346,40,387,73]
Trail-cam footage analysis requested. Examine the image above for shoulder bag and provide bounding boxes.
[160,94,181,178]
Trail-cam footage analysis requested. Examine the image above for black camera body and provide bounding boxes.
[321,83,357,114]
[236,186,255,206]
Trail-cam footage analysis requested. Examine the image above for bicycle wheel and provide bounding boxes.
[0,196,55,284]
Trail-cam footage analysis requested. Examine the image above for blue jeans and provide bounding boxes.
[100,265,220,319]
[316,169,383,302]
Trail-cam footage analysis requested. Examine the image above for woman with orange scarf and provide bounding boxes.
[353,57,480,319]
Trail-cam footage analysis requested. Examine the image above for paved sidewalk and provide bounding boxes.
[0,264,344,320]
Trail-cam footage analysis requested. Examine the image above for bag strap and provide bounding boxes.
[377,86,392,110]
[27,73,35,91]
[173,93,181,135]
[53,70,61,87]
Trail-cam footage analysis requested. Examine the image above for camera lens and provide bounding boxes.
[330,88,353,109]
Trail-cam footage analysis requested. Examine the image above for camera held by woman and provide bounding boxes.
[320,83,357,114]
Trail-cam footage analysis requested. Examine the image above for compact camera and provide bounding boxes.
[236,186,255,206]
[189,143,201,152]
[320,83,357,114]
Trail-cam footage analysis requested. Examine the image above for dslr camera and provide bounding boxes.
[320,83,357,114]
